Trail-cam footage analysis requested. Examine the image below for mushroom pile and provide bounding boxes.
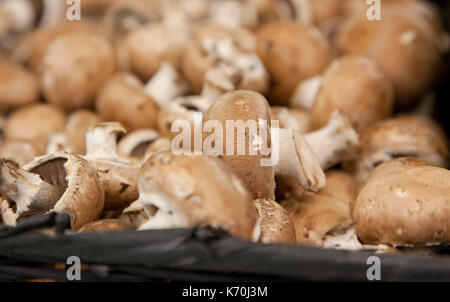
[0,0,449,257]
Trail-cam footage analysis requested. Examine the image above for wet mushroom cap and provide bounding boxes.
[96,73,160,131]
[39,31,116,111]
[353,157,450,246]
[138,152,259,241]
[255,198,296,244]
[310,55,394,133]
[256,21,333,105]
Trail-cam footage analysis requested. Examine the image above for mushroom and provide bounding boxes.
[39,31,116,111]
[308,55,394,133]
[319,170,360,215]
[117,129,160,160]
[293,0,343,29]
[246,0,295,26]
[124,23,188,81]
[335,4,444,108]
[137,152,259,241]
[144,62,189,107]
[64,110,103,155]
[271,106,311,133]
[84,122,140,212]
[0,152,105,230]
[304,110,360,170]
[0,139,39,166]
[353,157,450,246]
[78,218,135,233]
[96,73,160,131]
[118,199,153,229]
[256,21,334,105]
[142,137,171,162]
[255,198,296,244]
[0,0,38,36]
[281,193,361,249]
[4,104,66,154]
[203,90,325,201]
[209,0,258,30]
[0,59,39,111]
[346,115,449,182]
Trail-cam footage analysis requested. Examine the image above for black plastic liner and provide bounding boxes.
[0,213,449,282]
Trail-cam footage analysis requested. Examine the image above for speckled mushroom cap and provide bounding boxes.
[5,152,104,230]
[255,198,296,244]
[281,193,354,247]
[256,21,333,105]
[335,5,443,108]
[349,115,449,182]
[138,152,259,241]
[39,31,116,111]
[4,103,66,153]
[354,157,450,246]
[202,90,276,201]
[96,73,160,131]
[310,55,394,133]
[0,59,39,111]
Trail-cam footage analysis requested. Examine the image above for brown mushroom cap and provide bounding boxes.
[255,198,296,244]
[354,157,450,246]
[310,55,394,132]
[96,73,160,131]
[335,5,442,108]
[0,139,39,166]
[78,218,135,233]
[125,24,187,81]
[202,90,276,200]
[348,115,449,182]
[138,152,259,241]
[256,21,333,105]
[4,104,66,153]
[119,199,152,228]
[0,59,39,111]
[1,152,104,229]
[281,193,354,247]
[39,31,116,111]
[320,170,360,215]
[65,110,103,155]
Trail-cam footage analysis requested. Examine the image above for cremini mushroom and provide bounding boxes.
[84,122,140,211]
[256,21,334,105]
[346,115,449,182]
[96,73,160,131]
[308,55,394,133]
[78,218,135,233]
[138,152,259,241]
[117,129,160,161]
[305,110,360,170]
[4,103,66,154]
[142,137,171,162]
[119,199,153,229]
[320,170,360,215]
[64,109,103,155]
[270,106,311,133]
[39,31,116,111]
[353,157,450,246]
[0,152,105,229]
[281,193,359,249]
[255,198,296,244]
[203,90,325,201]
[0,139,39,166]
[0,59,39,111]
[335,4,444,108]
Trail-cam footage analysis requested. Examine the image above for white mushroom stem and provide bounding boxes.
[305,111,360,170]
[0,160,61,220]
[85,122,126,159]
[144,62,189,107]
[275,128,326,192]
[290,75,323,109]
